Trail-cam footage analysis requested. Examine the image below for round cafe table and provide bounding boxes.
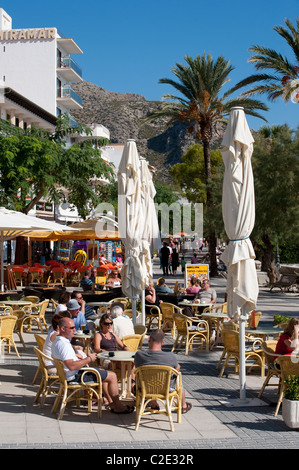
[97,351,136,400]
[179,301,213,314]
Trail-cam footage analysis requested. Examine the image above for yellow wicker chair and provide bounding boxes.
[51,358,103,420]
[219,329,265,378]
[145,304,162,330]
[0,304,14,315]
[122,334,143,351]
[160,303,180,338]
[11,309,28,349]
[135,365,182,432]
[33,347,59,407]
[172,311,209,355]
[109,298,129,309]
[22,299,49,334]
[22,296,40,304]
[32,334,47,384]
[123,309,141,321]
[258,339,282,399]
[51,298,58,312]
[247,311,262,329]
[216,321,239,370]
[275,354,299,417]
[134,325,147,349]
[0,315,19,357]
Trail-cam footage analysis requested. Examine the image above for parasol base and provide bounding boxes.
[219,397,267,408]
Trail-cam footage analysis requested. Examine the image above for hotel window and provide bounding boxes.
[15,118,19,127]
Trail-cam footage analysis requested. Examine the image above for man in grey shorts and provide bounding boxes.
[134,329,192,413]
[51,317,134,414]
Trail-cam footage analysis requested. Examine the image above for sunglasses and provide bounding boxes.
[103,322,113,326]
[66,326,76,330]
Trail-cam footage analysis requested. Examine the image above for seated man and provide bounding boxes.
[195,280,217,304]
[110,305,134,340]
[51,316,134,414]
[66,299,87,332]
[134,329,192,413]
[154,278,174,294]
[72,291,96,321]
[80,270,93,291]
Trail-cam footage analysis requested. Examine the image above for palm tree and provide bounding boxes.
[145,53,267,276]
[232,18,299,102]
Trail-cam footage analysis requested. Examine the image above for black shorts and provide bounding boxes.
[71,368,108,384]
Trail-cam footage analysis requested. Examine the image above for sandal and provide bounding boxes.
[111,405,134,414]
[182,402,192,414]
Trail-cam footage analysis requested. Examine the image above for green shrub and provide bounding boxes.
[284,375,299,401]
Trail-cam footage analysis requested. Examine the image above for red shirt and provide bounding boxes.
[275,333,293,356]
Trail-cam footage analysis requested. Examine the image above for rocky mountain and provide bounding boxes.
[72,81,225,179]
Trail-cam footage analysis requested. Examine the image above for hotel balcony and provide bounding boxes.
[57,57,83,82]
[57,85,83,110]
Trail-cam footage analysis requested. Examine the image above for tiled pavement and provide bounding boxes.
[0,258,298,450]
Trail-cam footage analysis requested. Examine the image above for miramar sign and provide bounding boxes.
[0,28,56,41]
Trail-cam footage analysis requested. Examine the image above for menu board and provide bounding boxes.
[185,264,209,288]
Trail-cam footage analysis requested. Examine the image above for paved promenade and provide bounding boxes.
[0,255,298,452]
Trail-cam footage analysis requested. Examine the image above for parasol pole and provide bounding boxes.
[238,307,248,402]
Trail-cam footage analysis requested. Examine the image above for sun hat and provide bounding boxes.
[66,299,80,310]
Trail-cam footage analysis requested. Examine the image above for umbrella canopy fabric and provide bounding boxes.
[0,207,78,291]
[221,108,259,320]
[118,140,146,301]
[140,158,161,286]
[28,218,121,241]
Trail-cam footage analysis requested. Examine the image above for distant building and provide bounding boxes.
[0,8,111,223]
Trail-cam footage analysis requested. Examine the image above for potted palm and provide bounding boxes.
[282,374,299,429]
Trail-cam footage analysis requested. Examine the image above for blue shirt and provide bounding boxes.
[71,311,87,331]
[155,285,174,294]
[80,277,93,289]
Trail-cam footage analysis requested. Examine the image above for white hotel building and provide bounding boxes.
[0,8,111,223]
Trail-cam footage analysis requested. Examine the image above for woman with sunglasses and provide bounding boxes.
[106,270,122,287]
[93,314,129,359]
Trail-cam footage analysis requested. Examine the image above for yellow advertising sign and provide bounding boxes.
[185,264,209,288]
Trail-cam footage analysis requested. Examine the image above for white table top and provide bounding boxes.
[0,300,33,306]
[97,351,136,361]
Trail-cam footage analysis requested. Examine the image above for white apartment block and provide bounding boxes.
[0,8,111,222]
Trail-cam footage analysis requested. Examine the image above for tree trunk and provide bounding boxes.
[202,128,217,277]
[258,234,279,283]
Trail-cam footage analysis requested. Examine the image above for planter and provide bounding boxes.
[282,398,299,429]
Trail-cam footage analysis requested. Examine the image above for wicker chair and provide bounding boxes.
[11,309,28,349]
[258,340,282,399]
[172,311,209,355]
[134,325,147,349]
[22,296,40,304]
[160,303,181,338]
[0,304,14,315]
[216,321,239,370]
[22,299,49,334]
[0,315,19,357]
[51,358,103,420]
[275,354,299,416]
[247,311,262,329]
[110,298,129,309]
[32,334,47,384]
[123,309,141,321]
[219,329,265,378]
[122,334,143,351]
[145,304,162,330]
[33,347,59,407]
[135,365,182,432]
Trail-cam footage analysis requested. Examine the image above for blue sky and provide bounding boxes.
[2,0,299,131]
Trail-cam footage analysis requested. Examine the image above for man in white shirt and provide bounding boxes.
[110,305,134,339]
[51,317,134,414]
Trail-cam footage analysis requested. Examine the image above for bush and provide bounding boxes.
[284,375,299,401]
